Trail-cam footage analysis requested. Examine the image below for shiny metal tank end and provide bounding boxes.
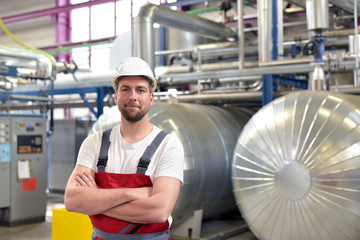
[232,91,360,240]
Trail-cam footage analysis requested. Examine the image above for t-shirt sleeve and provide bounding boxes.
[76,132,101,171]
[154,133,184,184]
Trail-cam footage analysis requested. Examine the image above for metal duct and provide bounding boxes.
[91,103,253,226]
[288,0,360,13]
[257,0,272,62]
[133,2,237,69]
[329,0,360,13]
[138,3,237,41]
[232,91,360,240]
[0,48,52,79]
[306,0,329,31]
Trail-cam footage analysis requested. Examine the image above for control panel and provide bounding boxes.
[0,116,47,226]
[0,118,10,208]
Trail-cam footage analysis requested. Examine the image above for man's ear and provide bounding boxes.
[150,92,154,106]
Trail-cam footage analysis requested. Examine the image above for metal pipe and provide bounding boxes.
[311,63,326,90]
[354,0,360,87]
[155,42,239,59]
[139,3,237,41]
[306,0,329,31]
[132,16,155,69]
[219,75,262,83]
[133,2,237,68]
[238,0,245,69]
[259,57,313,66]
[158,63,314,84]
[7,94,53,101]
[277,0,284,59]
[258,0,272,63]
[155,61,259,77]
[0,48,52,79]
[164,91,263,102]
[329,0,360,13]
[288,0,360,13]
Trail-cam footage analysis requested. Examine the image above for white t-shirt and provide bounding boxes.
[76,125,184,184]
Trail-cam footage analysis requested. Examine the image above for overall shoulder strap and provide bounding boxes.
[136,130,168,174]
[97,128,113,172]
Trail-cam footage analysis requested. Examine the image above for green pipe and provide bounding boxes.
[44,41,113,54]
[186,2,254,15]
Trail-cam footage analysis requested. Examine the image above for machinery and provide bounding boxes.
[47,118,93,194]
[0,116,47,226]
[91,102,253,239]
[232,91,360,240]
[2,0,360,239]
[0,26,54,227]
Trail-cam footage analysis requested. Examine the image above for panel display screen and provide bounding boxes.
[17,135,42,154]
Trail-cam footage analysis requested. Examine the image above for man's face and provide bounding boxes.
[114,76,154,122]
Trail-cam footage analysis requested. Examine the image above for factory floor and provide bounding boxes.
[0,194,257,240]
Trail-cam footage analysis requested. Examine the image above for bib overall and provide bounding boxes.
[90,129,170,240]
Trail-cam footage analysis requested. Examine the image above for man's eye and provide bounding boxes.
[121,89,128,92]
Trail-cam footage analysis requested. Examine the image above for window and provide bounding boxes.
[115,0,131,36]
[70,0,122,71]
[71,7,89,42]
[91,3,115,39]
[69,0,162,71]
[91,43,112,72]
[72,47,90,69]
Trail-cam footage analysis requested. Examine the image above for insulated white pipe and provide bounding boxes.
[277,0,284,59]
[133,3,238,69]
[258,0,272,63]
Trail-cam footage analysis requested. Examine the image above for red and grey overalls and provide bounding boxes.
[90,128,170,240]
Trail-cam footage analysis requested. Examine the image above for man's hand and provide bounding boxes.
[75,171,98,188]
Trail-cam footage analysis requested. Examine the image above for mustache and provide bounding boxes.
[125,104,140,107]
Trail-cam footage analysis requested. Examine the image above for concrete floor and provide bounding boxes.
[0,194,258,240]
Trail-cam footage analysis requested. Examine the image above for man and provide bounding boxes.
[64,57,184,240]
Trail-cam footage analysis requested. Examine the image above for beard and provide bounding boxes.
[120,106,149,122]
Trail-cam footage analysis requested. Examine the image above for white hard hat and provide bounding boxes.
[112,57,157,92]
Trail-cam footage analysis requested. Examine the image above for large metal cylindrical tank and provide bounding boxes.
[91,102,252,225]
[232,91,360,240]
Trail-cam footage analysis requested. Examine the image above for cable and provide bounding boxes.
[0,18,56,67]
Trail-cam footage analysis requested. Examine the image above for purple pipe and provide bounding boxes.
[2,0,117,23]
[56,0,70,62]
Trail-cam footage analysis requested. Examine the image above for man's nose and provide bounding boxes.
[129,89,137,100]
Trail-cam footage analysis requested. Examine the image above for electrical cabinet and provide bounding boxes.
[0,116,47,226]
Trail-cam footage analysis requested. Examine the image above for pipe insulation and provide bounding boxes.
[232,91,360,240]
[137,3,237,41]
[288,0,360,13]
[133,2,237,69]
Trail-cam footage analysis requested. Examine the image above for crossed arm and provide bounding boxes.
[64,164,181,224]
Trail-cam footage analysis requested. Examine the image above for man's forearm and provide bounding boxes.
[65,186,147,215]
[103,196,170,224]
[103,177,181,224]
[65,168,152,215]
